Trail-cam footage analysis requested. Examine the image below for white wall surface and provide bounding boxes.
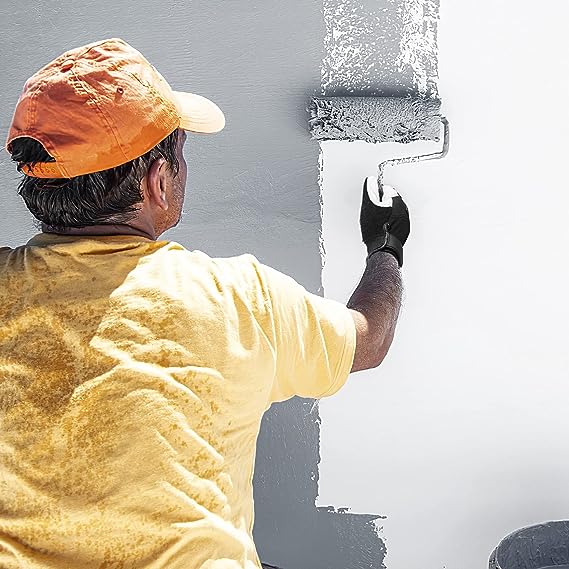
[317,2,569,568]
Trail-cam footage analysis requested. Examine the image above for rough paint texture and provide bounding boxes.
[321,0,439,97]
[488,521,569,569]
[398,0,440,96]
[322,0,412,95]
[307,96,441,142]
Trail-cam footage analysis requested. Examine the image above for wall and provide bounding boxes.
[319,1,569,568]
[0,1,392,568]
[4,1,564,568]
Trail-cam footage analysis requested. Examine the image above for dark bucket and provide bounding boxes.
[489,521,569,569]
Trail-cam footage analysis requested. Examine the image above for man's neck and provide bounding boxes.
[41,223,156,240]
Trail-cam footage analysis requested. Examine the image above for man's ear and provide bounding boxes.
[145,157,169,211]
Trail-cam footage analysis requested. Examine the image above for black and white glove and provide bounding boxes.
[359,177,411,268]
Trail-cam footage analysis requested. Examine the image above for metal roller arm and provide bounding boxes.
[377,117,450,191]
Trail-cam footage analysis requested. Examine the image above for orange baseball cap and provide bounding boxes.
[4,37,226,178]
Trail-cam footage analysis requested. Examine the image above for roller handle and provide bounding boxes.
[377,117,450,191]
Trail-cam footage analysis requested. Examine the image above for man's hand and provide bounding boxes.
[359,177,411,267]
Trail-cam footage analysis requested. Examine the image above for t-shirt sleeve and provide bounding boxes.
[252,258,357,404]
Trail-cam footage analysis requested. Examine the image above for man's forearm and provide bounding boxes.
[346,251,404,357]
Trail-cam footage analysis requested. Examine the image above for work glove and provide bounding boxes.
[360,176,410,268]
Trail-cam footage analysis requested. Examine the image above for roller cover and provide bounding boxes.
[307,96,442,143]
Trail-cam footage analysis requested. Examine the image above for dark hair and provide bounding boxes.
[8,128,180,230]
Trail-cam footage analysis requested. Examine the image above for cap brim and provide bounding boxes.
[172,91,225,134]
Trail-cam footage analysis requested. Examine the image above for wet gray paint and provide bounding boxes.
[308,96,441,143]
[0,1,438,567]
[322,0,439,98]
[489,521,569,569]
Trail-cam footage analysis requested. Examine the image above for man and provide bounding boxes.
[0,38,408,568]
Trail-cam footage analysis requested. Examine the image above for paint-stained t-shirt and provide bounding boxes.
[0,232,356,569]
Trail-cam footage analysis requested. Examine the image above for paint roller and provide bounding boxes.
[307,96,449,191]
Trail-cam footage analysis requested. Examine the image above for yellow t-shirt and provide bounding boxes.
[0,232,356,569]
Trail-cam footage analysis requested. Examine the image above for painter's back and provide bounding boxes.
[0,233,355,569]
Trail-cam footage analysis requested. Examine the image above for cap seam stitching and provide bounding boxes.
[79,38,120,59]
[123,69,176,109]
[68,66,130,164]
[122,68,181,128]
[25,78,65,174]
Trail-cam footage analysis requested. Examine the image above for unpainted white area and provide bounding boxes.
[317,1,569,568]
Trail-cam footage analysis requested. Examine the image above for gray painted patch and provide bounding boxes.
[253,398,388,569]
[308,96,441,143]
[321,0,439,98]
[489,521,569,569]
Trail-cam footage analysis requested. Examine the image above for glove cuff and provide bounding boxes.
[366,232,404,267]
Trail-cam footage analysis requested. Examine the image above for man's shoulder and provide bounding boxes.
[160,245,263,289]
[206,253,270,310]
